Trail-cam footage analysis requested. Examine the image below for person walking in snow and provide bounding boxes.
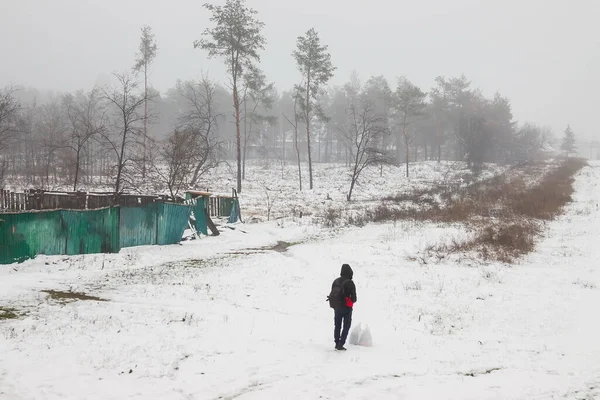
[327,263,357,351]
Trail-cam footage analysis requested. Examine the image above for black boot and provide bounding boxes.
[335,343,347,351]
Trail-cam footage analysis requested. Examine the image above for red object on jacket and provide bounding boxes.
[345,296,354,308]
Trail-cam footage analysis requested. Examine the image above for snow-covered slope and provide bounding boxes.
[1,161,599,400]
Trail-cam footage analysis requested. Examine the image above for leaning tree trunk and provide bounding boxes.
[395,130,403,165]
[436,118,442,163]
[233,83,242,194]
[142,63,148,179]
[404,129,410,178]
[413,141,418,162]
[306,76,314,189]
[295,126,302,191]
[73,150,81,191]
[242,100,248,180]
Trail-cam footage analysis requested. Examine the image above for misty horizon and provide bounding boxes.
[1,0,599,141]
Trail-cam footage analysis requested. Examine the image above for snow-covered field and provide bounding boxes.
[1,161,599,400]
[200,160,507,222]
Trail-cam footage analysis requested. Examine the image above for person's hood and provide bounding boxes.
[340,263,353,280]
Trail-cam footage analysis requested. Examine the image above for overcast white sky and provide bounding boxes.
[1,0,598,140]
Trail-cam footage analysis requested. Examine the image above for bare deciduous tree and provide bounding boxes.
[394,78,427,178]
[101,73,146,193]
[153,128,197,200]
[259,181,280,221]
[176,75,224,186]
[15,102,39,186]
[0,86,20,153]
[0,86,20,187]
[63,89,105,190]
[341,100,389,201]
[283,85,303,191]
[34,99,67,189]
[241,66,274,179]
[429,77,451,163]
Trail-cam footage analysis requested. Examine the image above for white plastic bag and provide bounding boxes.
[359,324,373,347]
[349,322,362,345]
[349,322,373,347]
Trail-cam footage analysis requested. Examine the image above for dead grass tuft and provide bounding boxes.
[323,207,341,227]
[42,290,107,303]
[475,220,540,263]
[384,185,446,205]
[0,306,20,320]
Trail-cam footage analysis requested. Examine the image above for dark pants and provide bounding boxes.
[334,307,353,346]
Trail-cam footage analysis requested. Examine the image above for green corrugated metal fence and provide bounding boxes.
[1,202,193,265]
[228,199,240,223]
[0,208,119,264]
[193,197,208,235]
[0,210,65,264]
[119,204,157,248]
[157,203,192,245]
[219,197,234,217]
[120,203,192,247]
[61,208,120,255]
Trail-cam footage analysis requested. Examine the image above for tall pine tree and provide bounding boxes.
[561,125,576,156]
[195,0,266,194]
[293,28,336,190]
[133,25,157,179]
[393,78,427,178]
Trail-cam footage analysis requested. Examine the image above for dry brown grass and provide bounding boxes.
[509,158,586,220]
[404,159,585,263]
[383,185,447,206]
[423,220,541,264]
[322,158,586,263]
[42,290,107,303]
[434,159,584,263]
[475,220,540,263]
[377,171,531,223]
[0,306,19,320]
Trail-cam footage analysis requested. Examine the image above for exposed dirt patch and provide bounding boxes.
[462,367,503,377]
[226,250,268,255]
[0,306,20,320]
[41,290,107,303]
[227,241,298,255]
[269,241,294,252]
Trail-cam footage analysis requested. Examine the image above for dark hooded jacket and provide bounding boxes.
[332,263,357,308]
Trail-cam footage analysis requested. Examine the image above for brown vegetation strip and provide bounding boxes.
[327,159,586,263]
[423,159,587,263]
[0,306,19,320]
[42,290,107,302]
[509,158,586,220]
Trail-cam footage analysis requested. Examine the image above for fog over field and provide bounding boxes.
[1,2,600,399]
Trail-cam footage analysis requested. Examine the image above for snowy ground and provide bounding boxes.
[1,161,599,400]
[192,160,507,221]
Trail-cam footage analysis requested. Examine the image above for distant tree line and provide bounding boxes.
[0,0,575,199]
